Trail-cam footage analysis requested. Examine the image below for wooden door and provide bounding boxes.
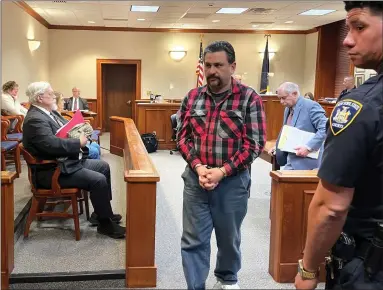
[102,64,136,131]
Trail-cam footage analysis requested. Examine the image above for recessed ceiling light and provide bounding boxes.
[252,24,259,28]
[299,9,336,16]
[131,5,159,12]
[212,20,220,23]
[137,18,146,21]
[88,20,95,24]
[285,20,294,24]
[216,8,248,14]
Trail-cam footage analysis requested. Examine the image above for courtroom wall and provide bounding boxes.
[302,32,318,96]
[48,30,313,99]
[1,2,49,102]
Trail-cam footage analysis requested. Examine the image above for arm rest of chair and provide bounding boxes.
[35,159,62,195]
[1,120,10,140]
[1,115,24,132]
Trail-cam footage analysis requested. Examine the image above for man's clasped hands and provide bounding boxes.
[195,164,226,190]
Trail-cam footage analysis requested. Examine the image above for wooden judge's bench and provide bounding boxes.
[133,94,285,149]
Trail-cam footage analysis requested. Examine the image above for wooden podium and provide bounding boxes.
[269,170,326,283]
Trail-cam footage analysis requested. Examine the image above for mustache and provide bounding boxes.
[207,76,220,80]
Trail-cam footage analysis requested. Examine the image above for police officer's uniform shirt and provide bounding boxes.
[318,70,383,239]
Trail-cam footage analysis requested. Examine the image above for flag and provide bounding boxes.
[260,37,270,94]
[196,39,204,87]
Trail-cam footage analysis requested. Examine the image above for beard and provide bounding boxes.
[51,103,58,111]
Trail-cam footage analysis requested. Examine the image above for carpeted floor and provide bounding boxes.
[11,133,324,289]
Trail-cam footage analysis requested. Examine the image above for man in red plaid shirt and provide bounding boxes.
[177,41,267,289]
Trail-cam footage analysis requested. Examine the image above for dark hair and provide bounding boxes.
[2,81,18,93]
[344,1,383,16]
[204,41,236,64]
[304,92,314,101]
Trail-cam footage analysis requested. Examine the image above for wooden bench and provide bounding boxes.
[1,171,17,290]
[110,116,160,288]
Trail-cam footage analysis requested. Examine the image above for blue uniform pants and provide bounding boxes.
[326,257,383,290]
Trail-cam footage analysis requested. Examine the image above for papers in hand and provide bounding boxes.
[277,125,320,159]
[55,110,85,138]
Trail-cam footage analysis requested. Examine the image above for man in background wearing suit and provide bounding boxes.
[269,82,327,170]
[23,82,125,239]
[338,76,356,101]
[66,87,89,111]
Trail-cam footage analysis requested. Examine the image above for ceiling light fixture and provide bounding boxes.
[216,8,248,14]
[299,9,336,16]
[252,24,259,28]
[137,18,146,21]
[285,20,294,24]
[88,20,95,24]
[131,5,159,12]
[212,20,220,23]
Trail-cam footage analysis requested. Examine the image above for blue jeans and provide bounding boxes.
[181,166,249,290]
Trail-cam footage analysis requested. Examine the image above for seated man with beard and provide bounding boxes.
[22,81,124,239]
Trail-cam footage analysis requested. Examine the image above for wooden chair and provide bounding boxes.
[1,119,21,177]
[1,114,24,134]
[20,144,90,241]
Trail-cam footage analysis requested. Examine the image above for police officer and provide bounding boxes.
[294,2,383,290]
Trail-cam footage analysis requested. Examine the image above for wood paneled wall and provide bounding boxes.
[85,99,100,129]
[262,95,285,141]
[334,21,353,97]
[315,20,353,99]
[136,103,180,150]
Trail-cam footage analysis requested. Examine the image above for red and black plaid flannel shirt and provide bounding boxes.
[176,79,267,176]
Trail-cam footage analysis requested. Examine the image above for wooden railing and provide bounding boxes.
[110,116,160,288]
[1,171,17,290]
[268,170,325,283]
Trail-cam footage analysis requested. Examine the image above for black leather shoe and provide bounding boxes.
[97,220,125,239]
[89,212,122,226]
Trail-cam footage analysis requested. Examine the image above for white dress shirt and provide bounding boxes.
[71,97,80,111]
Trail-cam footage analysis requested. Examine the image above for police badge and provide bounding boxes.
[330,99,363,136]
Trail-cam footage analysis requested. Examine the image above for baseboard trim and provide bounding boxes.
[14,198,31,242]
[9,269,125,284]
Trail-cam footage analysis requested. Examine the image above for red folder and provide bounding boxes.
[55,110,85,138]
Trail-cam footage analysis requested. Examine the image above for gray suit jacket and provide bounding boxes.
[65,97,89,111]
[276,97,327,170]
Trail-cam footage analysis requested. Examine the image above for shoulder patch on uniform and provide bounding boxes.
[330,99,363,136]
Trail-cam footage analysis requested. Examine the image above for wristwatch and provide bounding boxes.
[298,259,319,280]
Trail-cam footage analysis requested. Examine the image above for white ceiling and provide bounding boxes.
[25,1,347,30]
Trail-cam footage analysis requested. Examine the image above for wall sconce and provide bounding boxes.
[28,39,41,51]
[258,51,276,60]
[169,46,187,61]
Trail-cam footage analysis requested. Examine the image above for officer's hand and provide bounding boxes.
[294,273,318,290]
[294,146,310,157]
[268,146,276,156]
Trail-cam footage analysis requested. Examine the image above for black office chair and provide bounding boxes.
[170,114,178,155]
